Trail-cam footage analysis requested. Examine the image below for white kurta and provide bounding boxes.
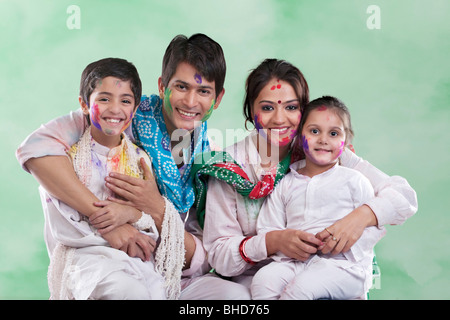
[203,130,418,287]
[253,160,386,299]
[40,133,166,299]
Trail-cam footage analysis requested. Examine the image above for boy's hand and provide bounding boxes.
[90,200,141,234]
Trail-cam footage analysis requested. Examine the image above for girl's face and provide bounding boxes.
[301,106,346,168]
[252,79,301,147]
[80,76,135,147]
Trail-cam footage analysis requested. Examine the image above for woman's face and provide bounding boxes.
[252,78,301,147]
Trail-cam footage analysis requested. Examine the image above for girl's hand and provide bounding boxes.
[266,229,323,262]
[89,200,141,234]
[315,204,378,255]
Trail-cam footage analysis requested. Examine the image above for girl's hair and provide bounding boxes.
[161,33,226,98]
[300,95,354,144]
[243,59,309,130]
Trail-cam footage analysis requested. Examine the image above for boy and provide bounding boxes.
[41,58,167,299]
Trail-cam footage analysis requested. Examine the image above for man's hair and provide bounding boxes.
[161,33,226,97]
[79,57,142,107]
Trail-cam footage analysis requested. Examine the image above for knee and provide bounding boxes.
[92,272,160,300]
[220,281,251,300]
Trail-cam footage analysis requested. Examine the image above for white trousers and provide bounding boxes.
[180,273,251,300]
[251,256,366,300]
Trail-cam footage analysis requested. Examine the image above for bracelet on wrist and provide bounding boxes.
[239,236,256,265]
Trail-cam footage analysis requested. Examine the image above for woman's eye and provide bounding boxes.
[286,105,299,110]
[261,105,274,111]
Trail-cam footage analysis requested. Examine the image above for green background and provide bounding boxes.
[1,0,449,299]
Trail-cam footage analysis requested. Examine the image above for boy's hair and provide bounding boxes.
[243,59,309,129]
[300,95,354,144]
[79,57,142,107]
[161,33,226,98]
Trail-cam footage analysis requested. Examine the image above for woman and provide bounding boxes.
[194,59,418,293]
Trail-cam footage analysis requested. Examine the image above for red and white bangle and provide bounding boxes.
[239,236,256,265]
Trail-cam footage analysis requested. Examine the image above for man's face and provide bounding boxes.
[159,62,224,135]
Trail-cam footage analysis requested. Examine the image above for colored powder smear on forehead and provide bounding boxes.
[317,105,327,111]
[194,73,202,84]
[163,87,173,116]
[270,79,282,90]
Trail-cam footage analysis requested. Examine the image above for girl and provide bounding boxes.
[193,59,417,295]
[251,96,385,300]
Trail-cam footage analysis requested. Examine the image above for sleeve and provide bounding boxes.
[256,182,287,234]
[340,148,418,226]
[16,108,87,172]
[181,207,211,278]
[202,178,267,277]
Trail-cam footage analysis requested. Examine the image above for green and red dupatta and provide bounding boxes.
[191,151,292,228]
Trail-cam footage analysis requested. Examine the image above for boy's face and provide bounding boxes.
[158,62,224,135]
[80,76,135,146]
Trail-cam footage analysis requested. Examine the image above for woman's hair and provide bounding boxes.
[300,95,354,144]
[79,57,142,107]
[161,33,226,98]
[243,58,309,129]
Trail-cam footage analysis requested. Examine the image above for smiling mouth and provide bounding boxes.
[314,148,332,153]
[177,108,199,118]
[104,118,124,124]
[270,127,289,134]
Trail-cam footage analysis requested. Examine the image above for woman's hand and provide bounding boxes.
[89,200,142,234]
[315,204,378,255]
[105,158,165,227]
[266,229,323,262]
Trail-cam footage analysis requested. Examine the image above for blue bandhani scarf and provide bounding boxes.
[132,94,210,213]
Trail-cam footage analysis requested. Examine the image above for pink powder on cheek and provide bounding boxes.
[254,113,264,130]
[90,103,102,130]
[337,141,345,157]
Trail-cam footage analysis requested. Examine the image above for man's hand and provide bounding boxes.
[102,224,156,261]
